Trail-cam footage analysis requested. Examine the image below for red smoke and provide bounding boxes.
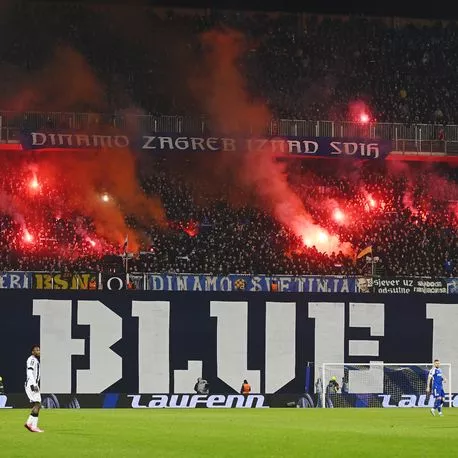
[190,29,351,255]
[0,42,167,254]
[32,149,166,251]
[4,46,106,113]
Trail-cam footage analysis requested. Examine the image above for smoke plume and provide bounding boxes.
[190,28,350,254]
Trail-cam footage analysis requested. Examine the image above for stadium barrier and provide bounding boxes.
[0,272,456,293]
[1,110,458,142]
[1,290,458,398]
[3,393,457,409]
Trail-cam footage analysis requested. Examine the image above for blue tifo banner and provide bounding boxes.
[0,272,31,288]
[20,132,392,159]
[145,274,356,292]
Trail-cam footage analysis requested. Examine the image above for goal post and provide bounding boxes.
[320,363,452,408]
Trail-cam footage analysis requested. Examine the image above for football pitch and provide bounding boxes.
[1,408,458,457]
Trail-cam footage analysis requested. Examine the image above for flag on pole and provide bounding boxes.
[356,246,372,260]
[123,235,128,254]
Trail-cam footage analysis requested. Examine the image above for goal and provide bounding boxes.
[318,363,452,408]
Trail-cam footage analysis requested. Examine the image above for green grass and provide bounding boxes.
[1,409,457,457]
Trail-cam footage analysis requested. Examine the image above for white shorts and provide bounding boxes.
[25,384,41,404]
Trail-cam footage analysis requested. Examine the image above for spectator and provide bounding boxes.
[194,377,209,395]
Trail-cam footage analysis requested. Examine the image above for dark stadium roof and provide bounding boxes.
[59,0,454,20]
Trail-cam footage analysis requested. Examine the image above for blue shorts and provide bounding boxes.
[433,388,445,398]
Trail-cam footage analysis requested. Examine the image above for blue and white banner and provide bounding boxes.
[20,132,392,159]
[0,272,31,289]
[1,290,458,395]
[146,274,357,292]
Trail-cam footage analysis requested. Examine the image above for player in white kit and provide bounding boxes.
[24,345,44,433]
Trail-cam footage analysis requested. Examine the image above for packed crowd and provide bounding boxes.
[0,155,456,276]
[0,3,457,277]
[132,158,458,277]
[0,3,458,124]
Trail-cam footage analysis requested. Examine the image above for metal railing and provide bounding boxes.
[0,110,455,147]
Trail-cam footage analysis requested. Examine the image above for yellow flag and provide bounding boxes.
[356,246,372,260]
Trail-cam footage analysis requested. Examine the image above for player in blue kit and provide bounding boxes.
[426,359,446,416]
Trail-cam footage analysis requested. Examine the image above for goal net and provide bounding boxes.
[318,363,452,408]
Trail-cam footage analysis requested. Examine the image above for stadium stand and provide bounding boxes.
[1,3,458,124]
[0,3,457,277]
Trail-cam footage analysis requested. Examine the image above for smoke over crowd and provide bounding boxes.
[189,29,352,254]
[0,17,457,275]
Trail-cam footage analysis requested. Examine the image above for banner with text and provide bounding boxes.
[3,290,458,395]
[4,392,458,409]
[366,277,448,294]
[32,272,98,290]
[146,274,357,293]
[0,272,31,289]
[20,132,392,160]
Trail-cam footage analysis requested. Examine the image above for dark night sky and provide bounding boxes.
[69,0,451,20]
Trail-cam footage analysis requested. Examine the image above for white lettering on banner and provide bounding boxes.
[174,361,203,394]
[378,394,436,408]
[77,301,122,393]
[220,277,232,291]
[365,144,380,158]
[221,138,235,151]
[192,276,203,291]
[106,277,124,290]
[379,394,396,408]
[31,132,46,146]
[93,135,113,148]
[287,140,301,154]
[49,133,58,145]
[0,395,12,408]
[33,300,85,393]
[76,134,90,147]
[159,137,173,150]
[271,140,285,154]
[348,341,379,356]
[279,277,291,291]
[205,276,218,291]
[114,136,129,148]
[349,303,385,337]
[426,303,458,393]
[317,279,329,293]
[309,302,345,385]
[190,138,204,151]
[127,394,267,408]
[58,134,73,146]
[29,299,458,395]
[207,138,219,150]
[143,136,156,149]
[302,141,319,154]
[210,301,261,393]
[177,275,187,291]
[348,303,384,393]
[149,275,164,291]
[132,301,170,393]
[0,273,27,289]
[330,142,380,159]
[11,274,27,288]
[175,137,189,150]
[294,278,305,292]
[338,279,350,293]
[250,276,263,292]
[26,133,387,158]
[265,302,296,393]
